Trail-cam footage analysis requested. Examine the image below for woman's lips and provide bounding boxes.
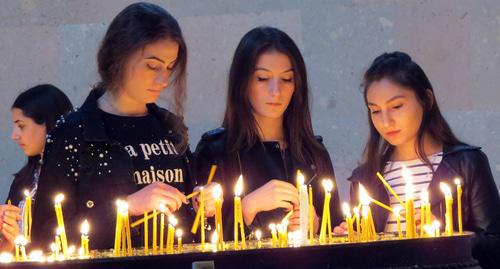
[386,130,401,137]
[266,102,282,106]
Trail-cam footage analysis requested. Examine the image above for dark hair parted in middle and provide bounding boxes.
[361,51,462,176]
[96,1,187,116]
[223,26,330,174]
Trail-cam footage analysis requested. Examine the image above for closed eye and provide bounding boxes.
[257,77,269,81]
[147,63,161,71]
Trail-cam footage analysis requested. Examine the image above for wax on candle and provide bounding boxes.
[234,176,246,250]
[440,182,453,236]
[80,220,90,256]
[176,229,183,253]
[319,179,333,244]
[159,204,166,254]
[54,194,68,257]
[213,183,224,250]
[269,223,278,247]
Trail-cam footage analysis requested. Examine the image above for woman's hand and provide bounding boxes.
[287,205,320,233]
[0,204,21,251]
[192,182,222,218]
[126,182,187,216]
[241,179,299,226]
[333,221,348,235]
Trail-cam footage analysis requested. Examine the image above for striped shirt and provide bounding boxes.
[384,152,443,233]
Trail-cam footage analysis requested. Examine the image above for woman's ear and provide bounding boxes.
[425,89,434,111]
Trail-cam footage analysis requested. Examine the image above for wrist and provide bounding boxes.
[241,195,257,226]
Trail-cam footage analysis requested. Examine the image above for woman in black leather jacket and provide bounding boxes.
[194,27,342,239]
[335,51,500,268]
[31,3,194,250]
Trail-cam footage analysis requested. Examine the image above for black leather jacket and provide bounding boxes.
[194,128,343,239]
[31,89,194,250]
[347,144,500,268]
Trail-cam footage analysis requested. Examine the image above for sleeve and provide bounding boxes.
[30,120,82,250]
[466,150,500,268]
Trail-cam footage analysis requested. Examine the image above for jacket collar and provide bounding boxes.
[80,89,172,142]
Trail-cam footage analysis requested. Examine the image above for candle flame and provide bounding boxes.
[68,245,76,255]
[213,183,222,199]
[50,243,57,252]
[80,219,90,235]
[56,226,63,236]
[211,231,218,244]
[322,179,334,193]
[421,190,429,204]
[454,178,461,186]
[361,206,369,218]
[269,223,276,231]
[116,200,129,214]
[235,175,243,196]
[159,203,167,213]
[296,170,305,186]
[440,182,451,196]
[28,250,45,262]
[176,229,183,238]
[358,184,371,205]
[255,230,262,240]
[0,252,13,263]
[353,207,360,216]
[393,205,402,216]
[24,189,30,198]
[168,215,178,226]
[342,202,351,217]
[14,235,27,246]
[402,166,414,199]
[78,247,85,257]
[55,193,65,204]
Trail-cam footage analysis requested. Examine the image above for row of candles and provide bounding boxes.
[5,165,464,263]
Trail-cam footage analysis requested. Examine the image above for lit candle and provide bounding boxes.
[14,236,21,261]
[297,172,309,244]
[167,215,177,253]
[80,220,90,257]
[342,203,354,242]
[455,178,463,234]
[200,187,206,251]
[234,175,246,250]
[319,179,333,244]
[420,190,429,237]
[308,185,314,244]
[211,231,219,252]
[159,204,166,254]
[55,228,62,259]
[359,184,376,241]
[144,211,149,254]
[176,229,183,253]
[0,252,13,263]
[353,207,360,241]
[114,200,131,256]
[402,167,416,238]
[152,208,158,254]
[19,236,27,261]
[269,223,278,247]
[54,194,69,257]
[440,182,453,236]
[432,220,441,237]
[213,183,224,250]
[394,205,403,239]
[23,190,32,242]
[255,230,262,249]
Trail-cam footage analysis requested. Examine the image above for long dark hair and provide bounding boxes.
[361,51,462,176]
[96,2,188,151]
[223,26,330,175]
[10,84,73,200]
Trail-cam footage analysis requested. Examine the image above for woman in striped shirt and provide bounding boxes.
[336,51,500,268]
